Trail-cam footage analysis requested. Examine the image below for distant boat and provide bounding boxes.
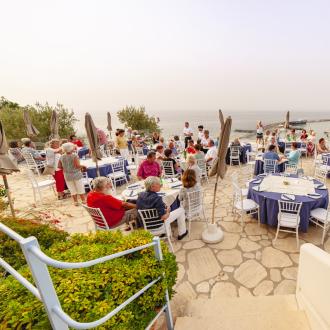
[289,120,307,126]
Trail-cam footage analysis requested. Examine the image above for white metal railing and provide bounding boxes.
[0,223,174,330]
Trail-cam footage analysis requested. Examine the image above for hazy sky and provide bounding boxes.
[1,0,330,117]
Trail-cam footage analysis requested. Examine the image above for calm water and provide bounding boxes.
[76,110,330,141]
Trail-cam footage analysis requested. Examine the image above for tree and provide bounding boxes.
[117,106,160,133]
[0,97,77,142]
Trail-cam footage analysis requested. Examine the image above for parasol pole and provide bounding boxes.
[2,175,15,217]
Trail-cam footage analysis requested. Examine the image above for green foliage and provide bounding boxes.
[0,217,69,272]
[0,97,78,142]
[117,106,160,133]
[0,230,177,330]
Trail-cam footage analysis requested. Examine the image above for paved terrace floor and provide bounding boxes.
[4,158,330,324]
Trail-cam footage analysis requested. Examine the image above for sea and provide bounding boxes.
[75,110,330,141]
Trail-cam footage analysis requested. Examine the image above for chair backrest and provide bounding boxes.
[136,147,145,157]
[82,204,110,230]
[232,180,243,208]
[137,208,164,234]
[196,159,207,175]
[314,166,327,184]
[264,159,277,174]
[82,172,92,190]
[111,159,125,172]
[322,155,330,167]
[22,152,38,169]
[246,151,255,163]
[285,142,292,151]
[285,163,298,175]
[278,200,302,224]
[230,146,240,158]
[186,188,204,218]
[300,142,307,150]
[162,160,176,178]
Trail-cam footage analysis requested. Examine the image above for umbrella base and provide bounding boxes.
[202,223,224,244]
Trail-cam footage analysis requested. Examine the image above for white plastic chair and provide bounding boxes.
[107,159,128,188]
[310,204,330,244]
[274,200,302,248]
[314,166,328,184]
[138,208,173,252]
[162,160,179,179]
[246,151,256,180]
[263,159,277,174]
[186,188,207,238]
[230,146,240,166]
[134,147,147,165]
[82,172,93,191]
[82,204,110,230]
[319,155,330,174]
[232,181,259,226]
[196,159,209,183]
[22,152,46,176]
[27,170,56,204]
[284,142,292,154]
[231,173,248,198]
[284,163,298,175]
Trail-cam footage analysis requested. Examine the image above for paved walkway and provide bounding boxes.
[4,158,330,323]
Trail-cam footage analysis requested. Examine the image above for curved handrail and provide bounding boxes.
[52,276,161,329]
[28,241,156,269]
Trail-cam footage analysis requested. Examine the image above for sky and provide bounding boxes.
[1,0,330,119]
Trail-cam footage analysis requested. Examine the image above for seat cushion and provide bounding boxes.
[278,213,300,228]
[310,208,330,223]
[34,179,55,188]
[241,188,248,197]
[108,171,126,178]
[235,199,258,211]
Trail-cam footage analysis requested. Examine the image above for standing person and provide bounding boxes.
[45,139,66,200]
[115,129,129,158]
[256,121,264,145]
[183,122,193,148]
[58,142,86,206]
[197,125,204,140]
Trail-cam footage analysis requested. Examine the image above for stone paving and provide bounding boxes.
[4,158,330,322]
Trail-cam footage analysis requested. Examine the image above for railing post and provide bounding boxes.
[153,237,174,330]
[20,236,68,330]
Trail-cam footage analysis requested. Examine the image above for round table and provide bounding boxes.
[247,174,329,232]
[254,158,287,175]
[121,179,182,211]
[78,147,90,158]
[80,157,129,183]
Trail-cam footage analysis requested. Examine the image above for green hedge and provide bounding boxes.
[0,217,69,272]
[0,230,177,330]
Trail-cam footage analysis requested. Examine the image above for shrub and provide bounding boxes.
[0,217,69,272]
[0,230,177,330]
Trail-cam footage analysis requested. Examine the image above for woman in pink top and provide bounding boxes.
[137,151,161,180]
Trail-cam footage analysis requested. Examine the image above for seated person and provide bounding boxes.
[136,176,188,240]
[263,145,283,164]
[201,130,211,148]
[152,132,160,144]
[163,148,181,174]
[87,177,136,229]
[286,129,297,142]
[205,140,217,165]
[231,138,241,147]
[173,135,184,151]
[9,141,25,163]
[316,138,329,154]
[300,129,308,141]
[186,155,201,184]
[286,142,301,165]
[21,140,45,161]
[193,144,205,161]
[186,140,196,154]
[69,134,84,147]
[168,141,178,156]
[179,169,201,212]
[137,151,162,180]
[155,145,165,162]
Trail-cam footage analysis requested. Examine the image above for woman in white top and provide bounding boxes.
[256,121,264,145]
[179,169,201,213]
[46,139,65,199]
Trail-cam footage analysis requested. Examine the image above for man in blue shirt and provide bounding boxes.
[136,176,188,240]
[263,145,280,161]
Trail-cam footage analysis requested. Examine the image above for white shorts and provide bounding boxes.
[66,179,85,195]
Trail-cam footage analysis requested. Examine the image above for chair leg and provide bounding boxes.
[188,218,191,240]
[37,187,43,204]
[274,225,280,244]
[257,208,260,226]
[296,228,299,249]
[321,225,327,245]
[32,188,37,204]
